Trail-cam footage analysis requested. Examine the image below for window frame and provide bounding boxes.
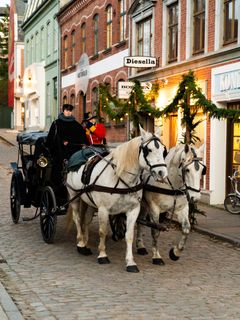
[119,0,126,42]
[168,2,179,63]
[106,5,113,49]
[193,0,205,54]
[223,0,238,45]
[93,14,99,56]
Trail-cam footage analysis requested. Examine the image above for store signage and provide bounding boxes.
[118,81,152,99]
[212,62,240,102]
[75,53,89,95]
[124,56,157,68]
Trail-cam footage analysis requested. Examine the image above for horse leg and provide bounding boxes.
[151,227,165,265]
[97,207,110,264]
[72,199,92,256]
[169,205,190,261]
[136,223,148,255]
[125,206,141,273]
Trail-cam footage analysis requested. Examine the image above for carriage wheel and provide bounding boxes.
[109,213,126,241]
[10,172,21,224]
[224,194,240,214]
[40,186,57,243]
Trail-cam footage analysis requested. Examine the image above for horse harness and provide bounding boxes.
[139,135,167,174]
[66,134,167,206]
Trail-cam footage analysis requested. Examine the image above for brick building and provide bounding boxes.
[128,0,240,204]
[58,0,130,143]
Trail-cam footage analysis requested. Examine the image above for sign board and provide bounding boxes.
[124,56,157,68]
[75,53,89,95]
[118,81,152,99]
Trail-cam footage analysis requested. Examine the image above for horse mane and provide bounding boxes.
[111,136,141,177]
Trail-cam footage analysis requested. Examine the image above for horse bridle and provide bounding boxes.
[139,135,167,174]
[179,147,206,195]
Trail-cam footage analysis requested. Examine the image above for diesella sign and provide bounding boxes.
[124,56,157,68]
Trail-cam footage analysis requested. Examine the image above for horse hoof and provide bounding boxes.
[152,258,165,265]
[77,246,92,256]
[137,248,148,255]
[98,257,110,264]
[126,265,139,273]
[169,248,180,261]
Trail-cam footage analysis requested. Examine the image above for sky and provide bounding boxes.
[1,0,10,7]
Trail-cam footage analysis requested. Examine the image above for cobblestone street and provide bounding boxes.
[0,138,240,319]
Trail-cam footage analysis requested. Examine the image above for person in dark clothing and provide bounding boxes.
[46,103,89,161]
[45,104,89,204]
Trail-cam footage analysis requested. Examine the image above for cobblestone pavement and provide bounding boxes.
[0,138,240,320]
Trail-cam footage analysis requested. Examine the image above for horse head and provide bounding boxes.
[176,144,206,200]
[139,126,168,181]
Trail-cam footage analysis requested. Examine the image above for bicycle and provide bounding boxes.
[224,171,240,214]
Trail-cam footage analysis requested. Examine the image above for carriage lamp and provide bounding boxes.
[37,156,48,167]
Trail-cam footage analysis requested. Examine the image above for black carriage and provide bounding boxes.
[10,131,69,244]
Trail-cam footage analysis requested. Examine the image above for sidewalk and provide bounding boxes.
[0,128,239,319]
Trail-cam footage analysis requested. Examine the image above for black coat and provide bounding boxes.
[46,113,89,161]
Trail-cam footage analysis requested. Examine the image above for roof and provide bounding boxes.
[23,0,48,24]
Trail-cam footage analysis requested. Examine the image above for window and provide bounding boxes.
[53,20,58,52]
[63,95,67,104]
[35,32,39,61]
[106,5,113,48]
[92,87,99,109]
[193,0,205,53]
[137,17,152,56]
[119,0,126,42]
[93,14,99,55]
[64,35,68,68]
[53,77,57,99]
[31,36,34,63]
[47,21,51,56]
[46,82,51,117]
[70,93,75,106]
[71,30,76,65]
[224,0,238,44]
[41,27,44,60]
[81,23,86,53]
[168,2,178,62]
[26,39,30,65]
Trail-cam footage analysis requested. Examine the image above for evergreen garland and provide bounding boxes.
[99,71,240,142]
[99,80,162,129]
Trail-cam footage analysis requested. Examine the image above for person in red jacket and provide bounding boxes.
[82,112,106,145]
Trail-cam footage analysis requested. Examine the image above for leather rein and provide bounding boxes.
[66,135,165,198]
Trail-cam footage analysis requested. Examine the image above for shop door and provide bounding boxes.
[226,102,240,194]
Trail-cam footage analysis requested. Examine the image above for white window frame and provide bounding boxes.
[162,0,181,66]
[186,0,208,59]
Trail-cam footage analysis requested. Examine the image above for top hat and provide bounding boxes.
[83,112,97,121]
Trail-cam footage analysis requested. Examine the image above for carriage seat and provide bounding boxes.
[67,145,109,172]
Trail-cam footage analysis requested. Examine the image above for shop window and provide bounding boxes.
[92,87,99,110]
[223,0,238,44]
[193,0,205,54]
[63,95,67,104]
[168,2,178,63]
[70,93,75,107]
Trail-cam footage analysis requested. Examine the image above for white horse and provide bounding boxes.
[66,127,168,272]
[136,143,206,265]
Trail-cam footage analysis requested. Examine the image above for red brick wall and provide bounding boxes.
[58,0,130,142]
